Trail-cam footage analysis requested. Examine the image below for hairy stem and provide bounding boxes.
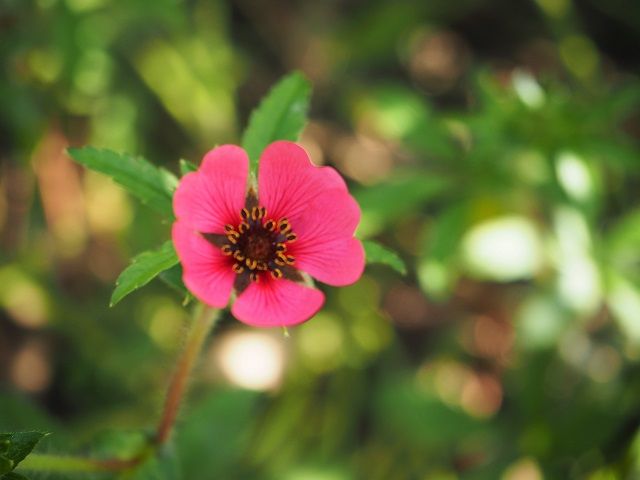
[155,304,219,445]
[18,453,143,472]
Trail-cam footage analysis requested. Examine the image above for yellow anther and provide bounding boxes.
[286,233,297,242]
[278,219,290,233]
[245,258,258,270]
[232,263,245,274]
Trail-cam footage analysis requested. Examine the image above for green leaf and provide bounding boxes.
[158,264,192,305]
[417,203,468,300]
[125,451,182,480]
[0,458,12,475]
[67,147,178,217]
[176,389,258,480]
[363,240,407,275]
[110,241,179,306]
[2,472,30,480]
[354,173,450,236]
[374,378,484,448]
[0,432,47,475]
[179,159,198,176]
[241,71,311,172]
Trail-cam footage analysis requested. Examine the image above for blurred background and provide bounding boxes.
[1,0,640,478]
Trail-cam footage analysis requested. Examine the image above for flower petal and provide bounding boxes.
[172,221,235,308]
[289,190,364,286]
[258,141,347,224]
[174,145,249,233]
[231,278,325,327]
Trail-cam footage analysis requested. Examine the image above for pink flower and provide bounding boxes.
[172,141,365,327]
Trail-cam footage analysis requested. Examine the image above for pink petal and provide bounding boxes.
[289,189,364,286]
[172,221,235,308]
[174,145,249,233]
[258,141,347,225]
[231,278,325,327]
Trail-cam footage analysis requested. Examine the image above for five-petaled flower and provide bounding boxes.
[172,141,365,327]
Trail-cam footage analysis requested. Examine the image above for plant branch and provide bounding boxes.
[18,452,143,473]
[18,303,220,475]
[155,304,219,445]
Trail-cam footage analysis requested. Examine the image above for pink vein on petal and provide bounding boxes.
[172,221,235,308]
[258,141,347,227]
[173,145,249,234]
[231,277,325,327]
[289,190,365,286]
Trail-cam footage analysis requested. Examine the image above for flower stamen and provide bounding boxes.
[220,206,297,282]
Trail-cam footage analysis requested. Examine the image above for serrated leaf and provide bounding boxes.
[241,71,311,173]
[111,241,179,306]
[0,432,47,475]
[179,159,198,176]
[363,240,407,275]
[67,147,178,217]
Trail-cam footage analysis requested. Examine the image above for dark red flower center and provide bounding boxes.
[221,206,297,282]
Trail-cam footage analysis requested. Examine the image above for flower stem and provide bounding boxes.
[18,303,219,475]
[155,304,219,445]
[18,453,142,472]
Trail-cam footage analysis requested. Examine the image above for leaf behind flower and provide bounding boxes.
[67,147,178,217]
[111,241,179,306]
[363,240,407,275]
[0,431,47,477]
[241,72,311,173]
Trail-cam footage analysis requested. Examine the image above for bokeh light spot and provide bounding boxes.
[462,216,542,281]
[213,330,286,391]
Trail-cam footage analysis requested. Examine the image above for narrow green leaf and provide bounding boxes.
[179,159,198,176]
[241,71,311,173]
[67,147,178,217]
[0,432,47,475]
[363,240,407,275]
[110,241,179,306]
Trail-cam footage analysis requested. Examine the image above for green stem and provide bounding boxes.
[155,304,219,445]
[18,453,140,472]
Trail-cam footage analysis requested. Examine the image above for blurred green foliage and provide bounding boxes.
[1,0,640,479]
